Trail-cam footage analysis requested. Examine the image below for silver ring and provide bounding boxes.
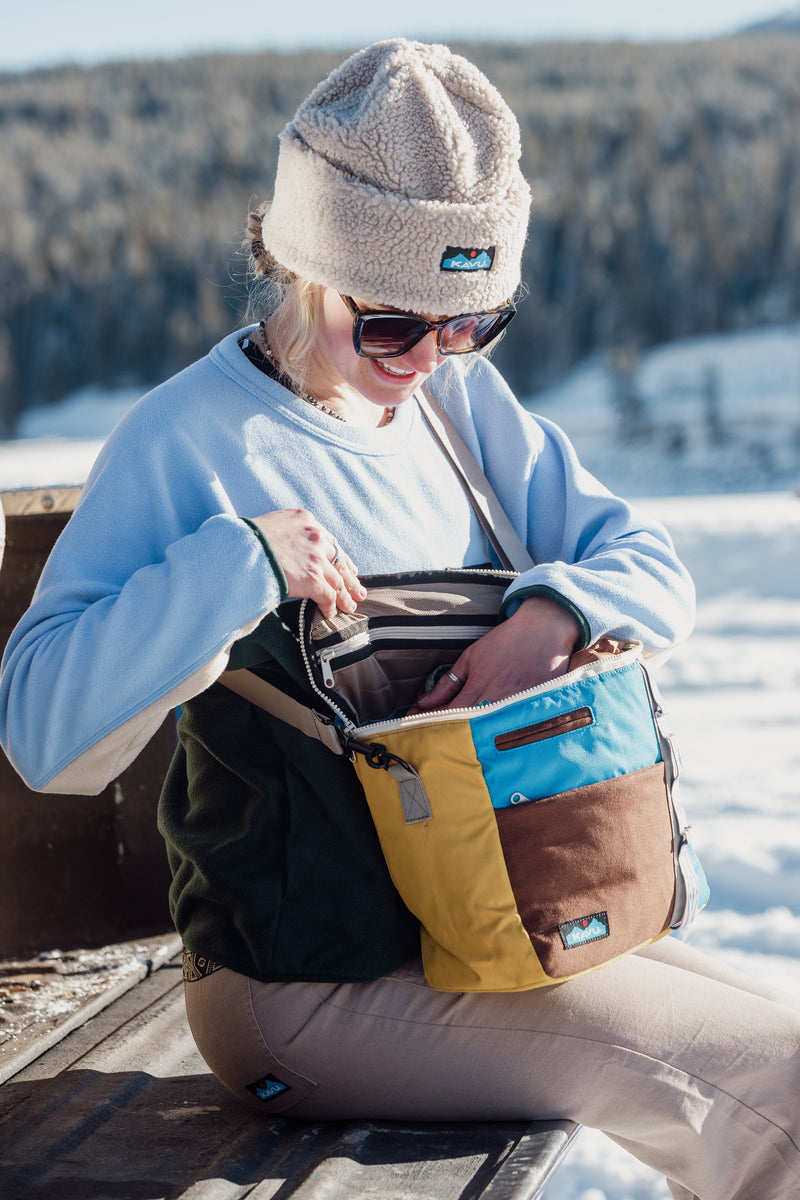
[446,671,464,686]
[331,540,341,567]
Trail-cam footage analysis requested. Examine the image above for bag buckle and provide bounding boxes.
[345,737,406,773]
[345,738,433,824]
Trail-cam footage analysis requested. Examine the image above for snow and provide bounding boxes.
[552,487,800,1198]
[0,384,143,489]
[1,323,799,1199]
[526,322,800,498]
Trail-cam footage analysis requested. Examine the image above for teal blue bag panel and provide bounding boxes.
[471,661,662,810]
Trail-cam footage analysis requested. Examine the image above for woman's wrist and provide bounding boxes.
[503,585,590,650]
[509,595,582,655]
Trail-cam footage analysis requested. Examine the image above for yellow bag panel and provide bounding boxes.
[354,719,551,991]
[422,926,672,993]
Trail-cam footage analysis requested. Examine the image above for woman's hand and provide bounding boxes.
[411,595,581,713]
[251,509,366,618]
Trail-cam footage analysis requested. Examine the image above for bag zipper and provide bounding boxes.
[316,623,495,689]
[298,600,359,735]
[300,594,643,737]
[358,643,644,736]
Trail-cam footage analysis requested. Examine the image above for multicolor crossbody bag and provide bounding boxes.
[221,391,709,992]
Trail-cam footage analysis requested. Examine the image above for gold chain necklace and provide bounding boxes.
[255,322,394,427]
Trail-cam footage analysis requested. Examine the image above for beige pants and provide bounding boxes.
[184,936,800,1200]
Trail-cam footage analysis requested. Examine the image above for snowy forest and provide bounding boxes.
[1,34,799,433]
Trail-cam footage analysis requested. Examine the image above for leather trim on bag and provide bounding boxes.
[494,707,594,751]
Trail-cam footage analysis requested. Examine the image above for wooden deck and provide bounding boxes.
[0,947,579,1199]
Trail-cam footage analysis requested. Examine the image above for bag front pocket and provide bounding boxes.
[470,660,663,810]
[495,762,676,978]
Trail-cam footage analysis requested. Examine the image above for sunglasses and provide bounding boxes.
[340,295,516,359]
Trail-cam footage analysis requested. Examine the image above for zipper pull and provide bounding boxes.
[317,648,336,689]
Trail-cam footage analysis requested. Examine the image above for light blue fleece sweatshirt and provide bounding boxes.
[0,328,694,794]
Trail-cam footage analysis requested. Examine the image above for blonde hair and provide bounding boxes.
[244,201,516,385]
[244,202,318,389]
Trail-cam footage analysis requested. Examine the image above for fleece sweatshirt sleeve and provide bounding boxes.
[433,357,696,654]
[0,387,287,794]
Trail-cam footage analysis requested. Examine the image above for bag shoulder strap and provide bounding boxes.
[417,384,534,573]
[220,668,345,754]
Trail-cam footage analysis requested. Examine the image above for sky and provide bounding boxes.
[0,0,794,73]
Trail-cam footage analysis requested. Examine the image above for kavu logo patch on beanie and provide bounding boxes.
[440,246,496,272]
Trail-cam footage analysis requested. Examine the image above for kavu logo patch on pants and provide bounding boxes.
[440,246,496,271]
[558,912,610,949]
[245,1073,291,1102]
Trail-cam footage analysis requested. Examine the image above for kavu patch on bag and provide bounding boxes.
[559,912,610,949]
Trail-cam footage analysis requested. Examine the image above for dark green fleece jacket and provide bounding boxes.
[158,606,420,982]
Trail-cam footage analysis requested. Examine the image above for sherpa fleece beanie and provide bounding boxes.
[260,38,531,315]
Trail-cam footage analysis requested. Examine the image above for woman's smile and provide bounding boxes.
[373,359,418,380]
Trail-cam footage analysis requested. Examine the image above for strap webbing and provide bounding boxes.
[417,385,535,573]
[219,668,345,755]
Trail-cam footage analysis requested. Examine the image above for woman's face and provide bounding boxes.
[311,288,445,412]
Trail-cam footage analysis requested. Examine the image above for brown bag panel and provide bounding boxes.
[496,763,676,978]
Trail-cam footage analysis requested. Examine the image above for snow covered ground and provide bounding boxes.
[0,384,142,490]
[551,488,800,1199]
[527,321,800,499]
[0,323,798,1199]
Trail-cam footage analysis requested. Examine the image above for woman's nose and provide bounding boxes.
[403,330,443,374]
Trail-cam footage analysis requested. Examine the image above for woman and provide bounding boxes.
[1,40,798,1200]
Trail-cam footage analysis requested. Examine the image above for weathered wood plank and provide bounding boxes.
[279,1120,536,1200]
[0,957,578,1199]
[0,933,182,1085]
[0,487,176,960]
[0,486,82,516]
[479,1121,581,1200]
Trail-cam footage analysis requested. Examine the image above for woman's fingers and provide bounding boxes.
[250,509,366,615]
[413,597,581,714]
[412,666,467,712]
[320,547,365,617]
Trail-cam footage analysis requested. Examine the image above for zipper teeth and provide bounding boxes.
[298,600,357,735]
[359,647,642,736]
[319,622,495,662]
[300,588,641,739]
[363,569,518,582]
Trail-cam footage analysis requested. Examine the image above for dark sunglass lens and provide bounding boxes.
[439,311,507,353]
[357,314,428,357]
